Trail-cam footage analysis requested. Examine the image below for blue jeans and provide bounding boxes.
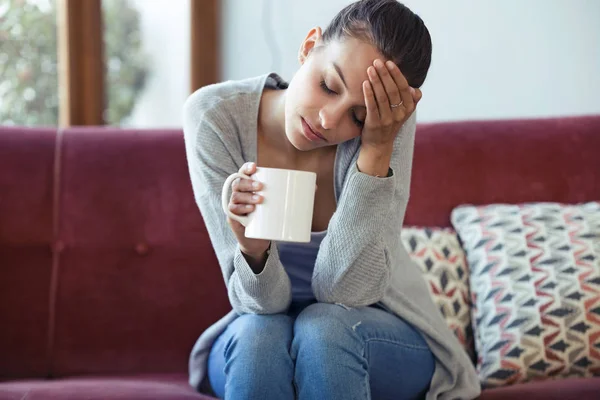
[207,301,435,400]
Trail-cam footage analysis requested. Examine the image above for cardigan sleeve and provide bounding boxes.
[311,113,416,306]
[182,87,292,315]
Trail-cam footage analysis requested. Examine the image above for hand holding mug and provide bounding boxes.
[222,164,317,249]
[223,162,271,259]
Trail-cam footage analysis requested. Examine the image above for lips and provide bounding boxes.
[301,117,327,142]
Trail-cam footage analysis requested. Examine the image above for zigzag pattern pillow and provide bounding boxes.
[400,227,475,360]
[451,202,600,388]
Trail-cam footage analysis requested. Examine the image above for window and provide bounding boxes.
[0,0,217,127]
[103,0,190,128]
[0,0,58,126]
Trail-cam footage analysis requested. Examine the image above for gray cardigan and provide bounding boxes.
[182,73,481,400]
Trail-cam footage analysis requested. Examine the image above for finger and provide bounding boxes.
[227,214,244,229]
[385,61,414,113]
[368,66,391,123]
[231,191,263,205]
[413,88,423,104]
[239,162,256,175]
[232,177,262,192]
[228,202,255,216]
[374,59,402,108]
[363,80,378,126]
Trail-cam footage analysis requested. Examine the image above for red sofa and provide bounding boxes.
[1,115,599,399]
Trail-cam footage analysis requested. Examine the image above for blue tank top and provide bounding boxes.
[277,230,328,302]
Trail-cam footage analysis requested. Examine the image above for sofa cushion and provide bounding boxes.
[451,202,600,388]
[477,376,600,400]
[50,129,230,376]
[401,227,475,360]
[0,127,57,379]
[404,115,600,228]
[0,374,214,400]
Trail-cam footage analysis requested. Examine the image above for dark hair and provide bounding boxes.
[322,0,432,88]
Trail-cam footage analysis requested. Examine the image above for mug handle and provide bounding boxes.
[221,172,252,226]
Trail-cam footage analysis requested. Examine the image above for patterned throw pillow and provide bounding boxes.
[451,202,600,388]
[401,227,475,360]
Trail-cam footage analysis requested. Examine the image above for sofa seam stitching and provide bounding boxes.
[46,126,64,378]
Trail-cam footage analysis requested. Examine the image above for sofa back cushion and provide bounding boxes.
[49,128,230,376]
[405,115,600,227]
[0,127,57,379]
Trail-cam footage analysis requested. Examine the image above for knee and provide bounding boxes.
[292,303,358,355]
[226,313,293,359]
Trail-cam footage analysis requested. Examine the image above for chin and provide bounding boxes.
[286,116,326,151]
[291,135,313,151]
[283,122,310,151]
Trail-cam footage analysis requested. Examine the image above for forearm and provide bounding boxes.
[311,162,397,305]
[313,116,417,305]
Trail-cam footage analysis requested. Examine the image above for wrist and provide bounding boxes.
[241,246,268,261]
[240,244,270,273]
[360,141,394,156]
[357,144,393,177]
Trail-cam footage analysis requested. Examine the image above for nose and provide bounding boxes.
[318,104,344,130]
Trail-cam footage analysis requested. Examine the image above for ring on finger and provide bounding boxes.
[390,101,403,109]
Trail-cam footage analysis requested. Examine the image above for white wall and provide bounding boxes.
[221,0,600,123]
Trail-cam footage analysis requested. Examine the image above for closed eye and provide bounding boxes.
[351,111,364,128]
[319,80,336,95]
[320,80,363,128]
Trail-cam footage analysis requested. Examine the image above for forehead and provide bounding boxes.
[320,37,384,91]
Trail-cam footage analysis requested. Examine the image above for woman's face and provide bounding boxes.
[284,30,384,151]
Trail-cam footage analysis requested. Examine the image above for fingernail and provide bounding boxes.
[374,59,384,68]
[386,61,395,70]
[252,181,260,189]
[246,162,254,172]
[245,205,253,209]
[252,195,260,201]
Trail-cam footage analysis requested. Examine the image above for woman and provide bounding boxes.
[182,1,480,399]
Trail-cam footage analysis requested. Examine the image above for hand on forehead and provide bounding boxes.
[321,37,388,97]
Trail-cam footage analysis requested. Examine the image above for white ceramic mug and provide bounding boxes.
[221,167,317,243]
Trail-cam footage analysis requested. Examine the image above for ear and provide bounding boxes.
[298,27,323,65]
